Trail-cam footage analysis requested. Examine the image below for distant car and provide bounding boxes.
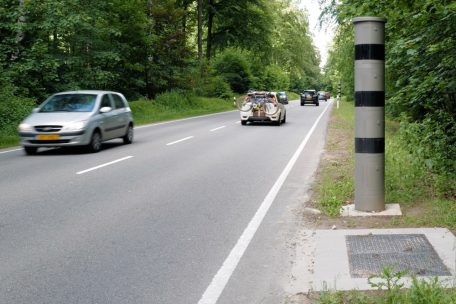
[300,90,319,106]
[277,91,288,104]
[238,91,286,126]
[18,90,134,155]
[318,91,327,101]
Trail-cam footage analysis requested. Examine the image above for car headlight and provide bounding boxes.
[18,123,33,132]
[63,121,88,131]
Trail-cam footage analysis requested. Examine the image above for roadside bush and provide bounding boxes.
[399,111,456,198]
[213,49,252,93]
[260,64,290,91]
[196,76,233,99]
[0,83,36,135]
[153,90,196,110]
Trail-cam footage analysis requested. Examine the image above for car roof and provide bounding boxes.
[54,90,122,95]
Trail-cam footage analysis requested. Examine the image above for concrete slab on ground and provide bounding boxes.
[340,203,402,217]
[292,228,456,292]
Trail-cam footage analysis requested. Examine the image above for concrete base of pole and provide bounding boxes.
[340,203,402,217]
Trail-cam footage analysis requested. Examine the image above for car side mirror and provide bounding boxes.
[32,107,40,113]
[99,106,112,113]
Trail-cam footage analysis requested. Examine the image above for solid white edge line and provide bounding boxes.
[197,102,332,304]
[166,136,194,146]
[0,148,22,154]
[210,126,226,132]
[76,156,134,175]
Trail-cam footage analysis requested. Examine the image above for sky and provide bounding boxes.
[296,0,335,69]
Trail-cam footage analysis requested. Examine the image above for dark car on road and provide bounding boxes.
[277,92,288,104]
[300,90,319,106]
[318,91,327,101]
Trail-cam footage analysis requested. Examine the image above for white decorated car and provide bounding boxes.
[237,91,286,126]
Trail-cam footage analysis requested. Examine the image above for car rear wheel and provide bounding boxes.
[316,102,319,106]
[241,120,247,125]
[88,131,102,153]
[123,124,134,144]
[24,146,38,155]
[282,114,286,124]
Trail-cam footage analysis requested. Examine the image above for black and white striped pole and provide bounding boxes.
[337,80,341,108]
[353,17,386,212]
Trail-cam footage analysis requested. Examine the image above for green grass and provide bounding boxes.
[288,92,300,100]
[129,96,234,125]
[315,98,354,216]
[0,95,235,149]
[315,267,456,304]
[0,132,21,148]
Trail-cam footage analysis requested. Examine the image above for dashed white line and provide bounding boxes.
[76,156,133,175]
[210,126,226,132]
[197,102,332,304]
[0,148,22,154]
[166,136,194,146]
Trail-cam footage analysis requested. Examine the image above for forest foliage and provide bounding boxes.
[323,0,456,196]
[0,0,323,139]
[0,0,321,101]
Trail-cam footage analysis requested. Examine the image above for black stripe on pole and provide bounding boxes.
[355,91,385,107]
[355,44,384,60]
[355,138,384,153]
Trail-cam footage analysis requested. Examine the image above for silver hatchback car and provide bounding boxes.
[18,90,134,155]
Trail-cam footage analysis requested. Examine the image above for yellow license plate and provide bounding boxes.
[36,134,60,140]
[307,96,312,100]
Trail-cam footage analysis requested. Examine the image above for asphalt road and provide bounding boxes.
[0,99,333,304]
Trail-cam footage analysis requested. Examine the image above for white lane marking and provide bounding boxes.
[210,126,226,132]
[76,156,133,175]
[0,148,22,154]
[197,102,332,304]
[234,121,240,124]
[135,110,237,129]
[166,136,194,146]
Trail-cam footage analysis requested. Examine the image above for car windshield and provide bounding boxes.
[39,94,97,112]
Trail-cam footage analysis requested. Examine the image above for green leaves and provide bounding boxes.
[324,0,455,196]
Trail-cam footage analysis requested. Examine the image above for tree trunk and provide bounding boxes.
[146,0,154,98]
[197,0,202,60]
[12,0,26,60]
[206,0,213,60]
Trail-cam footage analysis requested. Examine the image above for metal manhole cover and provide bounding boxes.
[346,234,451,278]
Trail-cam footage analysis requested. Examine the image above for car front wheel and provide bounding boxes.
[123,124,134,144]
[24,146,38,155]
[88,131,102,153]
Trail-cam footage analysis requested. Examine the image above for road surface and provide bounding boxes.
[0,100,333,303]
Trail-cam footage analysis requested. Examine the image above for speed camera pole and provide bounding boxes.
[337,80,341,108]
[353,17,386,212]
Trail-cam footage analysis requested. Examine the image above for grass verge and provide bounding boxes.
[314,98,354,216]
[314,99,456,232]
